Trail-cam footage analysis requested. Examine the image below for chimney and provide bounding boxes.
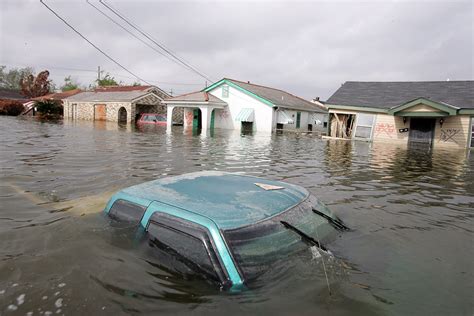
[313,97,320,101]
[247,81,250,84]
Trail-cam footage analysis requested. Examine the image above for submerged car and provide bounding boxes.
[137,113,167,125]
[104,171,348,290]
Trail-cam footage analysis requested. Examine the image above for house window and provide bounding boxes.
[222,85,229,98]
[296,112,301,128]
[354,113,375,139]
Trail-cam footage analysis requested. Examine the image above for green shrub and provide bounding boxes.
[35,99,63,117]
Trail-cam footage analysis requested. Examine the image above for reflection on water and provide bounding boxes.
[0,117,473,315]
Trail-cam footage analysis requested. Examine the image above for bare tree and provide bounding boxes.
[20,70,52,98]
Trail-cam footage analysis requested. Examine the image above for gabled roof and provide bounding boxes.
[94,85,152,92]
[163,91,227,105]
[326,81,474,109]
[65,90,159,102]
[0,88,27,100]
[204,78,327,113]
[94,85,170,98]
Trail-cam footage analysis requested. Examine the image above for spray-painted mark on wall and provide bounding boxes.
[219,110,230,119]
[375,123,396,137]
[439,129,460,143]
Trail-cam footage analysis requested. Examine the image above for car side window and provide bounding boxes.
[109,199,146,224]
[146,213,227,283]
[157,116,166,122]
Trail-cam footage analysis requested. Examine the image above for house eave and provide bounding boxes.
[203,79,275,107]
[325,104,389,113]
[388,97,459,116]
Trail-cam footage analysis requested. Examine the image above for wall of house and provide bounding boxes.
[433,115,471,148]
[64,101,133,123]
[373,114,409,143]
[276,109,311,132]
[208,85,274,132]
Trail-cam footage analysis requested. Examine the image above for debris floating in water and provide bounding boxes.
[55,298,63,308]
[254,183,284,190]
[17,293,25,305]
[7,304,18,311]
[58,283,66,288]
[310,246,322,259]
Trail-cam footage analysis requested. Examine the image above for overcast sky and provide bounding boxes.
[1,0,472,99]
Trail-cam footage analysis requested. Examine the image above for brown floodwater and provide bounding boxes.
[0,116,473,315]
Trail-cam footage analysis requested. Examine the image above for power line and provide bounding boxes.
[99,0,214,83]
[1,61,205,86]
[40,0,152,85]
[85,0,187,71]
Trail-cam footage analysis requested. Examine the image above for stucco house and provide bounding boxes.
[63,85,171,123]
[325,81,474,148]
[162,78,327,133]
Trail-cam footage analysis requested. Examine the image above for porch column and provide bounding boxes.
[166,105,174,131]
[200,106,212,130]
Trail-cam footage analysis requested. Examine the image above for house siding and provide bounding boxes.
[208,85,274,132]
[373,114,409,143]
[328,107,472,148]
[64,101,134,123]
[433,115,471,148]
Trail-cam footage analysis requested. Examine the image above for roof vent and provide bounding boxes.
[247,81,250,84]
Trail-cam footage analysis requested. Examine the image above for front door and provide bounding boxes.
[193,109,202,129]
[409,118,435,145]
[210,110,215,130]
[94,104,107,121]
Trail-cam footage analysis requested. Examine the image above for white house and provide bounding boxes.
[162,78,327,133]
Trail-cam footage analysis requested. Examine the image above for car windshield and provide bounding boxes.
[222,195,339,281]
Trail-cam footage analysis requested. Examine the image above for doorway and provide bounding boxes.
[118,107,127,124]
[193,108,202,129]
[241,121,253,133]
[94,104,106,121]
[409,118,435,145]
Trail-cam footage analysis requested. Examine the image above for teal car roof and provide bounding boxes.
[119,171,308,230]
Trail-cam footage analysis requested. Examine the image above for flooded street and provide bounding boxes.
[0,116,473,315]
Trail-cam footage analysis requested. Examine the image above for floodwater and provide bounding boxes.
[0,116,473,316]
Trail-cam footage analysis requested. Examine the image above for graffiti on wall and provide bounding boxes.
[439,129,460,143]
[219,110,230,119]
[185,111,194,126]
[374,123,396,137]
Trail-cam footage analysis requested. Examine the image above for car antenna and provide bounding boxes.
[314,223,331,296]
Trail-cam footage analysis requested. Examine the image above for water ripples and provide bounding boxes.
[0,117,473,315]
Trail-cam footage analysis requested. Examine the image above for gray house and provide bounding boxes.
[325,81,474,148]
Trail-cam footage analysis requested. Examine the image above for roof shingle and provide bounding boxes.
[326,81,474,109]
[223,78,327,113]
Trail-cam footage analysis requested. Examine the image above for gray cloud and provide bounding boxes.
[1,0,472,99]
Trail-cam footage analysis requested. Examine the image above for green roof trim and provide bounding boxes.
[325,104,389,113]
[203,79,274,107]
[459,109,474,115]
[395,112,448,117]
[388,98,458,116]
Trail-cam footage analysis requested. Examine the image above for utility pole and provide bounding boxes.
[97,66,101,81]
